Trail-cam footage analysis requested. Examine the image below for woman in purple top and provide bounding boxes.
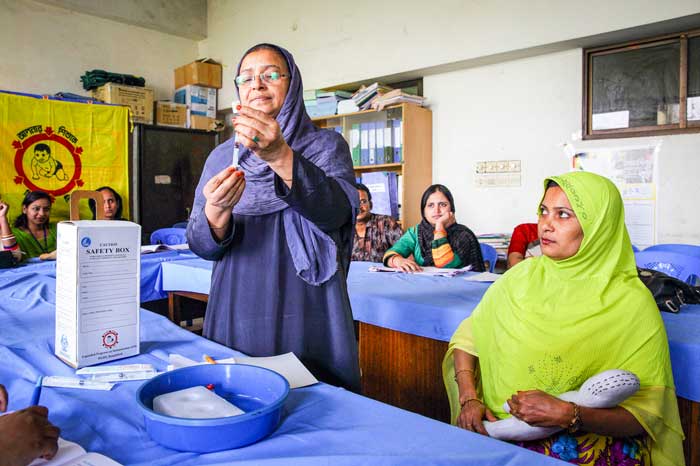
[187,43,360,390]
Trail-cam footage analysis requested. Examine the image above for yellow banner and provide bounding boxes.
[0,92,129,222]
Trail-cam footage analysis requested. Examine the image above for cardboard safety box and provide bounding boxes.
[155,101,187,128]
[93,83,154,124]
[174,85,217,119]
[189,114,224,131]
[55,191,141,368]
[174,59,222,89]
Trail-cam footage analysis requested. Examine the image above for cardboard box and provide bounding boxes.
[189,115,224,131]
[55,203,141,368]
[155,101,187,128]
[93,83,154,124]
[175,59,222,89]
[174,85,217,118]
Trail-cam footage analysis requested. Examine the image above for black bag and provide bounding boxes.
[637,267,700,313]
[0,250,16,269]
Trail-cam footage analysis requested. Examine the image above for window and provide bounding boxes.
[583,29,700,139]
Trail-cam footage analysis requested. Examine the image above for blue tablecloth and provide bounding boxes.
[160,259,700,403]
[0,261,564,465]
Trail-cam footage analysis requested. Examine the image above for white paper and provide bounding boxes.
[592,110,629,130]
[236,352,318,389]
[30,438,122,466]
[166,353,317,388]
[463,272,502,283]
[368,265,472,277]
[140,243,189,254]
[688,96,700,121]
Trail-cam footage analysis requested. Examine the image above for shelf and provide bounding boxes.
[353,162,402,173]
[311,104,406,122]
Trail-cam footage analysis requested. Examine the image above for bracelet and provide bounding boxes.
[210,225,228,231]
[460,398,483,408]
[453,368,474,381]
[567,402,582,433]
[434,229,446,235]
[1,234,15,240]
[3,241,17,250]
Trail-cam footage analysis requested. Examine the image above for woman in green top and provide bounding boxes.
[383,184,484,272]
[0,191,57,260]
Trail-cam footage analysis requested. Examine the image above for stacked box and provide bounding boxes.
[92,83,154,124]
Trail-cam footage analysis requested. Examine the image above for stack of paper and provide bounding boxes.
[304,89,353,118]
[368,265,472,277]
[352,83,393,110]
[371,89,426,111]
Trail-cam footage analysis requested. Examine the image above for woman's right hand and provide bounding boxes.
[0,200,9,219]
[389,255,423,272]
[457,399,497,435]
[203,166,246,227]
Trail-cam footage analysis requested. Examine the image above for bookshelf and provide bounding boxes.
[313,103,432,227]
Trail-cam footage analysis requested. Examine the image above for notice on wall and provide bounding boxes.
[571,144,659,249]
[474,160,522,188]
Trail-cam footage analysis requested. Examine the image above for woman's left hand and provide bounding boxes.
[507,390,572,428]
[233,106,291,165]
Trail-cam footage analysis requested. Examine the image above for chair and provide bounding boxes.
[642,243,700,258]
[150,228,187,246]
[479,243,498,273]
[635,250,700,285]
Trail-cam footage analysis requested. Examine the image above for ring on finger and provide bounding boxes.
[252,135,260,143]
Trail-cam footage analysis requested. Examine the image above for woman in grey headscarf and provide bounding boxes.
[187,43,360,390]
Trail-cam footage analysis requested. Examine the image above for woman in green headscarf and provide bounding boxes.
[443,172,684,465]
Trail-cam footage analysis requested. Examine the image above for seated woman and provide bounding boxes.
[0,191,57,260]
[352,183,403,262]
[88,186,125,220]
[443,172,683,464]
[383,184,484,272]
[506,222,539,269]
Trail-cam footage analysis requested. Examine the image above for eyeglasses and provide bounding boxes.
[235,71,289,87]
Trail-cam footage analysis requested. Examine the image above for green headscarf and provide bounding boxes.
[443,171,684,466]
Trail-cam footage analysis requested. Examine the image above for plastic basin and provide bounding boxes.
[136,364,289,452]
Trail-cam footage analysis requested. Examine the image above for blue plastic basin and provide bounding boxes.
[136,364,289,452]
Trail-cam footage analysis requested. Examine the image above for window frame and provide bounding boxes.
[583,28,700,140]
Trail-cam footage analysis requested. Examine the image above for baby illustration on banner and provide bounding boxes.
[31,143,68,181]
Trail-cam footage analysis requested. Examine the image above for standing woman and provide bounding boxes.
[0,191,57,260]
[383,184,484,272]
[187,44,360,390]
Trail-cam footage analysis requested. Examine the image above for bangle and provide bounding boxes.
[209,224,229,231]
[1,234,15,240]
[3,242,17,250]
[460,398,483,408]
[453,368,474,381]
[567,402,582,433]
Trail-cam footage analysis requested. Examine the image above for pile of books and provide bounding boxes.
[371,89,426,111]
[303,89,353,118]
[477,233,512,259]
[351,83,394,111]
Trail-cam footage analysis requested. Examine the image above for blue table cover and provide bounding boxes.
[160,259,700,403]
[0,262,565,465]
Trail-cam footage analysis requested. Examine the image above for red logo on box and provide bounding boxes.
[102,330,119,349]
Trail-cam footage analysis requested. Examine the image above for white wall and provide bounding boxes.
[199,0,700,244]
[201,0,700,109]
[0,0,199,100]
[425,49,700,244]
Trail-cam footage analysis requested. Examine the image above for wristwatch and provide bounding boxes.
[567,402,582,433]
